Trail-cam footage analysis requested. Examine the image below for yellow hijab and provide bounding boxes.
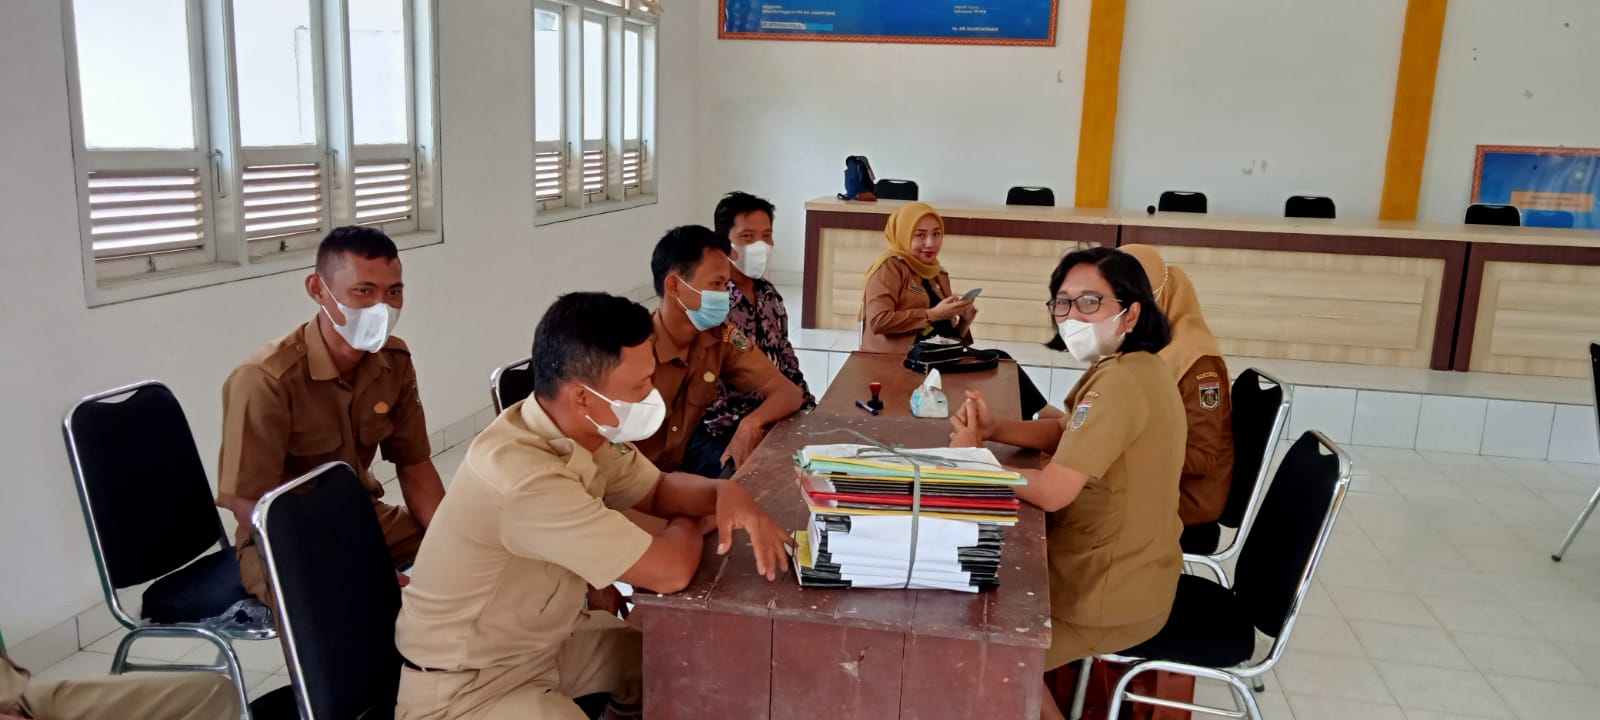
[864,202,945,284]
[1121,244,1223,380]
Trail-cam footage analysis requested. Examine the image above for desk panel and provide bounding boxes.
[1459,243,1600,377]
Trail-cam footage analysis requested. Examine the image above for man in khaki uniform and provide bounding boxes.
[217,226,446,606]
[637,225,804,475]
[2,632,239,720]
[394,292,793,720]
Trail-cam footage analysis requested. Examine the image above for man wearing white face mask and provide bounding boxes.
[218,226,446,608]
[638,225,805,476]
[694,193,816,476]
[394,292,793,720]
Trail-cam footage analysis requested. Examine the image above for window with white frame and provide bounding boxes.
[534,0,658,221]
[63,0,440,305]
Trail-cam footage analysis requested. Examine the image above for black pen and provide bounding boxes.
[855,400,879,416]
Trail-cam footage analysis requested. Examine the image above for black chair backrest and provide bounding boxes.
[1006,186,1055,207]
[64,383,225,588]
[1231,432,1343,637]
[1285,195,1335,219]
[492,358,536,414]
[257,463,400,720]
[1590,342,1599,428]
[1219,369,1284,529]
[1523,209,1575,228]
[1157,191,1207,214]
[1465,203,1521,226]
[875,179,919,201]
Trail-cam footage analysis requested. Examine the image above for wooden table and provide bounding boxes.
[634,353,1050,719]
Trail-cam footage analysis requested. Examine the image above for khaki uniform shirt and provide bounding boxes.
[1049,352,1185,645]
[1177,355,1234,526]
[394,399,656,671]
[860,257,971,355]
[217,316,431,538]
[636,310,785,471]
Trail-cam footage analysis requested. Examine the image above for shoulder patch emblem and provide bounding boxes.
[727,325,753,352]
[1069,400,1093,430]
[1199,381,1221,410]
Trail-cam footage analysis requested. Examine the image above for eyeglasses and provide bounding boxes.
[1045,293,1119,317]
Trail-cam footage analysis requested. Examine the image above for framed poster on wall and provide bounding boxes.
[1472,144,1600,229]
[719,0,1058,46]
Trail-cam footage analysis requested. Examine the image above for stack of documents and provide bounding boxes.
[789,444,1024,592]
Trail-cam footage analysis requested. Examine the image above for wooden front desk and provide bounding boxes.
[804,197,1600,377]
[634,354,1050,720]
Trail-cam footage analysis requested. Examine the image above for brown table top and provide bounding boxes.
[633,353,1051,649]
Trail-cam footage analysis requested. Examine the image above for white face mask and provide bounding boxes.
[582,385,667,444]
[731,241,771,279]
[1056,309,1128,363]
[320,277,400,353]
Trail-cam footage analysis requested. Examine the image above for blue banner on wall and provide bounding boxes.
[720,0,1058,46]
[1473,145,1600,229]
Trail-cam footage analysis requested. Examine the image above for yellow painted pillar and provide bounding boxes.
[1073,0,1127,209]
[1379,0,1449,221]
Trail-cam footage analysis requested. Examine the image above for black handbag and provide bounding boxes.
[904,337,1001,375]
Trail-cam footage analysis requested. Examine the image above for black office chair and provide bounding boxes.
[1157,191,1207,214]
[1179,370,1292,577]
[252,462,400,720]
[874,179,919,201]
[490,357,536,413]
[1284,195,1335,219]
[1006,186,1055,207]
[1523,209,1576,228]
[1554,342,1600,561]
[62,382,275,717]
[1071,432,1352,720]
[1465,203,1521,226]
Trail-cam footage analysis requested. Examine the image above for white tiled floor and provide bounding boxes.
[26,444,1600,718]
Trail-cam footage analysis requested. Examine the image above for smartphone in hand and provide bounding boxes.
[962,288,983,302]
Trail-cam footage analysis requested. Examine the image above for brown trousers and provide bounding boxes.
[236,499,424,611]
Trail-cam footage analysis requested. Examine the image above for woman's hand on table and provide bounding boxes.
[949,404,984,448]
[957,390,999,437]
[926,295,971,322]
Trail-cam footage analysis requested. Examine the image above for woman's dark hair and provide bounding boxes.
[1044,246,1172,355]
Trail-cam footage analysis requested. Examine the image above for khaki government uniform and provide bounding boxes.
[1046,352,1186,669]
[635,310,786,471]
[218,316,433,605]
[2,644,239,720]
[393,398,656,720]
[859,257,971,355]
[1176,355,1234,526]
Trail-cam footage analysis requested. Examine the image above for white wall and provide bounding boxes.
[0,0,699,645]
[1111,0,1405,218]
[693,0,1094,276]
[1419,1,1600,224]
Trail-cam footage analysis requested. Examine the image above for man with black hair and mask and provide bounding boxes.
[217,225,445,607]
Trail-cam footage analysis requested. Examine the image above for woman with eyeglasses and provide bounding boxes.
[950,247,1185,718]
[860,202,1050,417]
[1121,245,1235,555]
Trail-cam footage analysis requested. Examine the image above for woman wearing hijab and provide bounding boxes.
[860,203,1049,418]
[1120,245,1235,553]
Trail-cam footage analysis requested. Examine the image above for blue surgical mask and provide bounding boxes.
[675,276,731,331]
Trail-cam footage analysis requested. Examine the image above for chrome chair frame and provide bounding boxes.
[1184,370,1293,588]
[1553,341,1600,561]
[1071,432,1353,720]
[63,381,276,719]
